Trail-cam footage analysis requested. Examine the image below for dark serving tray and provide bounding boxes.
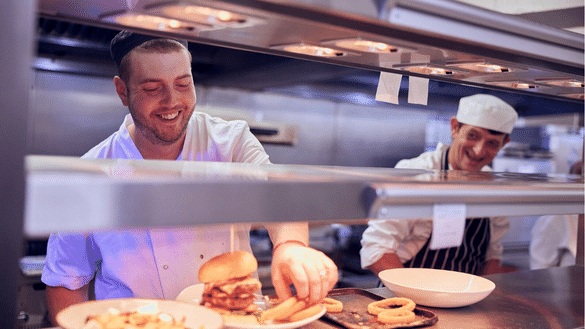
[321,288,438,329]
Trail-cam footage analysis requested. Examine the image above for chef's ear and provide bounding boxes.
[449,117,461,137]
[114,76,129,107]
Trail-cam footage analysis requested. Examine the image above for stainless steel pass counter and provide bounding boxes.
[41,266,584,329]
[307,266,585,329]
[25,155,583,237]
[42,266,584,329]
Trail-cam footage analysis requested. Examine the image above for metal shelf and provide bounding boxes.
[25,155,584,237]
[37,0,584,101]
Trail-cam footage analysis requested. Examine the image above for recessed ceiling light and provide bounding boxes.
[271,43,354,57]
[447,61,521,73]
[101,12,206,32]
[151,4,264,29]
[560,93,584,100]
[393,63,468,75]
[322,38,413,54]
[535,78,584,88]
[486,81,547,89]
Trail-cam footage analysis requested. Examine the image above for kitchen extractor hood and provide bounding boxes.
[37,0,584,103]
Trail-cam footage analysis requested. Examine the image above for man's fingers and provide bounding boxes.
[271,245,339,304]
[271,267,293,302]
[305,263,324,304]
[273,262,309,301]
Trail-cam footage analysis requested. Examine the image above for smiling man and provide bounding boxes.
[360,94,518,277]
[41,31,338,326]
[113,37,196,159]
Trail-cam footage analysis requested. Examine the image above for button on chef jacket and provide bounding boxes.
[42,113,270,300]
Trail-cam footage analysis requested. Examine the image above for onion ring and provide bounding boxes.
[367,297,416,315]
[288,304,324,322]
[377,309,416,325]
[321,298,343,313]
[260,296,298,322]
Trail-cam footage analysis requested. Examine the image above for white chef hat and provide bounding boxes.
[456,94,518,134]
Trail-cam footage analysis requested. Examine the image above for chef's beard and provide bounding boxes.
[129,105,194,145]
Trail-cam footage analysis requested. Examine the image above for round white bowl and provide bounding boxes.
[378,268,496,308]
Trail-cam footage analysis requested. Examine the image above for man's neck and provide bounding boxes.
[128,123,184,160]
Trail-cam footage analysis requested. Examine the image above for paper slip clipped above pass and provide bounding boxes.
[375,72,429,106]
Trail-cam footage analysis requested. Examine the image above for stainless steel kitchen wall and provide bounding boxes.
[198,86,432,167]
[29,70,433,168]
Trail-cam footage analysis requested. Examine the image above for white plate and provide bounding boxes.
[223,305,326,329]
[175,283,206,305]
[176,284,326,329]
[379,268,496,308]
[56,298,223,329]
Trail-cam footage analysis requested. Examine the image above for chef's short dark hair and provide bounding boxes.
[110,31,190,83]
[458,122,509,140]
[118,38,191,83]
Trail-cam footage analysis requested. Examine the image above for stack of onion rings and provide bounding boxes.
[367,297,417,325]
[377,309,416,325]
[367,297,416,315]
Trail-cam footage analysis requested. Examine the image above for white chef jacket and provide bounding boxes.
[42,112,270,300]
[529,214,578,269]
[360,142,510,269]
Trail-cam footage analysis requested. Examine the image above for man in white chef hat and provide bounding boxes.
[361,94,518,277]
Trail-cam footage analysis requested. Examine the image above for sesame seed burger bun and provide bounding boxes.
[199,251,258,283]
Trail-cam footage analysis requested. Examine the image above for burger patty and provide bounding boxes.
[201,277,262,311]
[202,293,256,310]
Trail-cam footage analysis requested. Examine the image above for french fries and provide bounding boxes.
[260,296,324,324]
[83,308,187,329]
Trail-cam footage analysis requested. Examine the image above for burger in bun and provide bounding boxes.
[199,251,262,314]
